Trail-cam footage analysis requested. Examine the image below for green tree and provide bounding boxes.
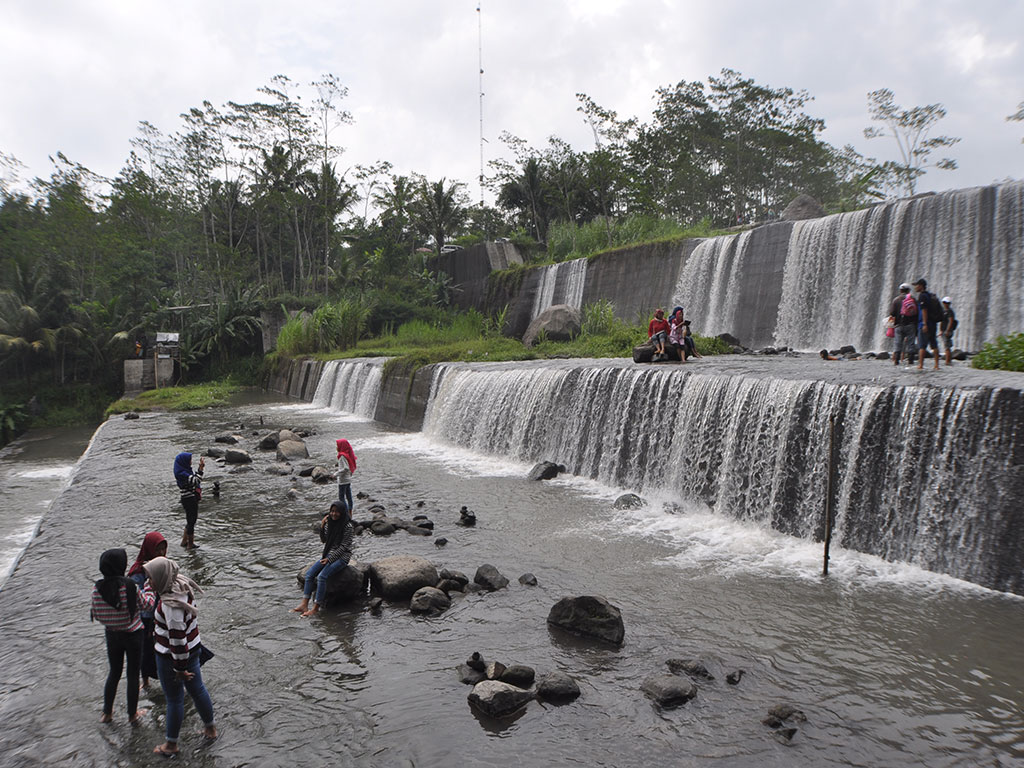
[864,88,960,196]
[410,177,468,254]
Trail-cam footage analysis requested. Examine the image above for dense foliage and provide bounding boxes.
[971,333,1024,372]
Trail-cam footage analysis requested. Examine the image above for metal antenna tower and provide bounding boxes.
[477,2,485,207]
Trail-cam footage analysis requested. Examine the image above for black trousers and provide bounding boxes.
[104,628,144,716]
[181,496,200,535]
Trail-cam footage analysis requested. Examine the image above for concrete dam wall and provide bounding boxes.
[432,181,1024,351]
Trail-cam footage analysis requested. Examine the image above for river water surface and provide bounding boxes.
[0,397,1021,767]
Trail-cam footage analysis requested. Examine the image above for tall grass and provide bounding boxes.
[275,299,370,356]
[547,216,718,262]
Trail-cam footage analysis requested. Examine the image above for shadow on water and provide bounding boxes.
[0,403,1021,767]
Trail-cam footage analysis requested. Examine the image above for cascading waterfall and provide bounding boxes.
[671,230,752,336]
[775,181,1024,352]
[422,360,1021,593]
[531,258,588,319]
[310,358,386,418]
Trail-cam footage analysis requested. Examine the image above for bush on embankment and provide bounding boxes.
[546,216,723,263]
[971,333,1024,372]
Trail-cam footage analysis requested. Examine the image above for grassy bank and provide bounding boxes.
[104,380,243,418]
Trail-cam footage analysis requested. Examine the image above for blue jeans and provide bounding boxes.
[156,651,215,743]
[338,483,352,511]
[304,559,348,605]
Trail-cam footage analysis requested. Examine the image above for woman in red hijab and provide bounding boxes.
[336,439,356,513]
[128,532,167,689]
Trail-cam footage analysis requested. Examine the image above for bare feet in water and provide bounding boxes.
[201,724,218,741]
[130,708,147,726]
[99,712,113,724]
[300,604,320,618]
[291,598,309,613]
[153,742,179,756]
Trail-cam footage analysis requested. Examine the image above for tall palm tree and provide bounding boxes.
[410,178,467,254]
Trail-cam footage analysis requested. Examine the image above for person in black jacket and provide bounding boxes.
[940,297,957,366]
[292,500,354,617]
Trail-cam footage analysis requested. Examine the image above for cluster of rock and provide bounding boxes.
[460,651,581,718]
[294,554,525,616]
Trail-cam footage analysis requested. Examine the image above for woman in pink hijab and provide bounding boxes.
[336,439,356,512]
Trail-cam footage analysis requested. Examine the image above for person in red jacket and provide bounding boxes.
[648,308,670,360]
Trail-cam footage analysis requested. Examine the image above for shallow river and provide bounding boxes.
[0,397,1021,767]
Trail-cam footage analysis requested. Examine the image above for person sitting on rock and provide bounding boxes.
[647,308,670,360]
[292,500,354,618]
[668,310,687,363]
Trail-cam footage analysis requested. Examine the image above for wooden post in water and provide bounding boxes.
[823,413,836,577]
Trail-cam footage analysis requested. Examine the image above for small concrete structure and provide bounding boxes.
[123,358,175,392]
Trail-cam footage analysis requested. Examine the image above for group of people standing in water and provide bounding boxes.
[89,437,358,755]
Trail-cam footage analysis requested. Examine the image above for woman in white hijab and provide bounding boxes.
[144,557,217,756]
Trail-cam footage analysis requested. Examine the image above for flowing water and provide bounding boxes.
[0,383,1022,767]
[531,258,589,320]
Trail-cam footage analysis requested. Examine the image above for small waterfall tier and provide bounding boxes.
[532,258,589,319]
[422,358,1023,593]
[310,358,387,418]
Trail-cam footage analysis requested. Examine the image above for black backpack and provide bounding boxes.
[924,292,944,325]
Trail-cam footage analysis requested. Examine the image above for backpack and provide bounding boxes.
[900,293,918,318]
[924,292,944,325]
[946,308,958,333]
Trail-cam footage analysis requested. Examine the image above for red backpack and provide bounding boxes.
[900,293,918,318]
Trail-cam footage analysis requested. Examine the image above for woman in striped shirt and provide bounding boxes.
[291,500,354,617]
[144,556,217,756]
[90,548,155,724]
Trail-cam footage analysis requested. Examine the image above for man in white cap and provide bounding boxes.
[888,282,918,366]
[939,296,957,365]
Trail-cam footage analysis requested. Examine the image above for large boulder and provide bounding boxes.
[310,466,333,484]
[276,440,309,461]
[294,560,369,605]
[214,433,241,444]
[780,194,826,221]
[278,429,302,443]
[641,674,697,708]
[369,555,439,600]
[522,304,582,347]
[467,680,534,718]
[547,595,625,645]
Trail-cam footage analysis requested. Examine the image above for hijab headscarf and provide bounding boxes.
[336,439,357,474]
[322,500,352,558]
[173,452,194,490]
[144,556,202,617]
[128,531,166,577]
[96,548,138,617]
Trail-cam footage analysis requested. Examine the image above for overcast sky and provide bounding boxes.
[1,0,1022,204]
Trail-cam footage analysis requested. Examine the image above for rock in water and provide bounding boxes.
[467,680,534,718]
[536,671,580,703]
[368,555,439,600]
[518,573,538,586]
[258,431,280,450]
[641,675,697,708]
[409,586,451,615]
[613,493,644,510]
[474,564,510,591]
[499,664,536,689]
[527,461,565,481]
[122,412,140,420]
[294,561,368,605]
[547,595,625,645]
[726,669,745,685]
[456,506,476,526]
[224,448,252,464]
[310,466,333,484]
[276,440,309,461]
[214,433,241,444]
[666,659,715,680]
